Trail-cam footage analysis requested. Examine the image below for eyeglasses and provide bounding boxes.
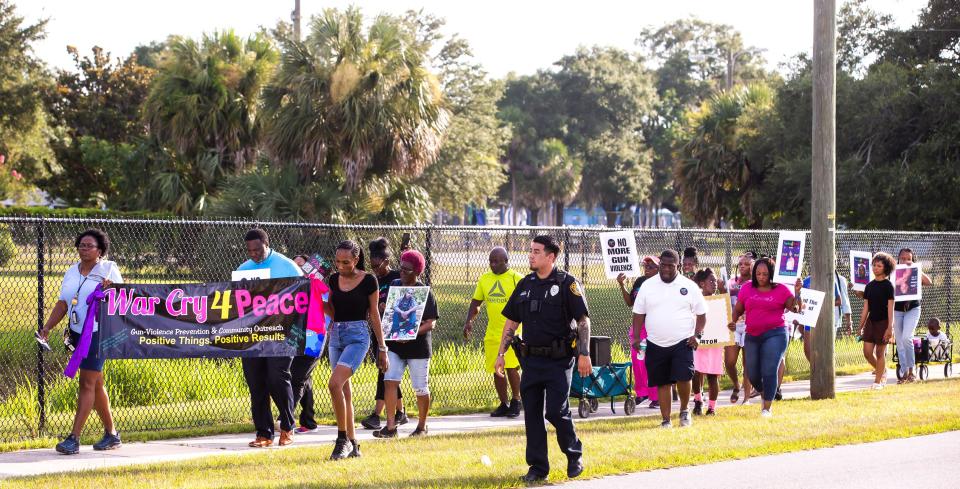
[76,244,98,250]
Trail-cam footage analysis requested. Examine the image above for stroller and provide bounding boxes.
[570,362,635,418]
[894,334,954,380]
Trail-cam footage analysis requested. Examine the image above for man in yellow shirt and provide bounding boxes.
[464,247,525,417]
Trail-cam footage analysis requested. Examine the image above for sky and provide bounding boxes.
[20,0,928,78]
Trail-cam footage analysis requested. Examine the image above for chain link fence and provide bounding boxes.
[0,217,956,442]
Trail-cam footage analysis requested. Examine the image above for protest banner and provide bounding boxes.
[894,263,922,302]
[98,277,326,359]
[381,286,430,341]
[774,231,806,284]
[849,251,873,292]
[599,230,641,279]
[701,294,733,348]
[785,287,827,329]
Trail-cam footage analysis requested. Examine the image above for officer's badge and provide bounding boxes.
[550,285,559,296]
[570,282,582,297]
[680,287,688,295]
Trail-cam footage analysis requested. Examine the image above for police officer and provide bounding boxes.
[495,235,592,482]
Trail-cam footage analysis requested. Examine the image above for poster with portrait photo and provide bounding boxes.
[773,231,806,284]
[381,286,430,341]
[893,263,922,302]
[849,251,873,292]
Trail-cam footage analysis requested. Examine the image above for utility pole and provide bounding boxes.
[810,0,837,399]
[292,0,302,41]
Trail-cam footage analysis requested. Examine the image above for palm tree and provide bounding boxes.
[261,6,449,191]
[673,83,774,227]
[142,30,277,214]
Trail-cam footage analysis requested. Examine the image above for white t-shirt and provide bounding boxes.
[633,275,707,347]
[59,260,123,333]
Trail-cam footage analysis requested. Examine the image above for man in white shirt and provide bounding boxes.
[631,249,707,428]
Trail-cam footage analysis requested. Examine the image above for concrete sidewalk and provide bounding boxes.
[0,367,949,479]
[559,430,960,489]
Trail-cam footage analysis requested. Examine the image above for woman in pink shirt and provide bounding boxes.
[727,257,802,417]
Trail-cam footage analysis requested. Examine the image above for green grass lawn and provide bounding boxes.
[4,378,959,489]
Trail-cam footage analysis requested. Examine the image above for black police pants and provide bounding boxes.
[519,355,583,476]
[242,356,294,438]
[290,355,319,429]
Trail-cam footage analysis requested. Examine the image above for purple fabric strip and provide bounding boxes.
[63,284,105,379]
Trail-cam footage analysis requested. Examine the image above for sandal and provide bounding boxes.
[730,387,740,404]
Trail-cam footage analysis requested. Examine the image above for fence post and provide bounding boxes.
[580,230,587,283]
[36,217,46,435]
[725,233,732,277]
[424,226,433,286]
[947,251,954,336]
[564,228,571,272]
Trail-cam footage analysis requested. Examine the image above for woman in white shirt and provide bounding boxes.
[39,229,123,455]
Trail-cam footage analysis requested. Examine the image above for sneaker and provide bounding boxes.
[507,399,522,418]
[692,400,703,416]
[372,426,397,438]
[348,441,361,458]
[660,419,672,428]
[409,425,428,437]
[278,429,294,446]
[395,409,409,426]
[774,388,783,401]
[679,411,692,427]
[55,434,80,455]
[92,431,122,451]
[360,412,381,430]
[635,396,648,405]
[490,403,510,417]
[648,400,660,409]
[329,438,353,460]
[705,407,716,416]
[760,409,773,418]
[295,425,320,434]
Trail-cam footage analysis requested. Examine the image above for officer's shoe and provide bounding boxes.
[506,399,522,418]
[520,470,548,483]
[55,434,80,455]
[567,457,584,478]
[93,431,122,451]
[490,402,510,417]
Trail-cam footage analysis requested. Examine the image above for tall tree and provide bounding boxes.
[142,30,277,214]
[261,6,449,196]
[0,0,51,201]
[40,46,155,207]
[578,130,652,225]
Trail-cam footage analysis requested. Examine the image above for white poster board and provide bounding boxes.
[774,231,806,284]
[849,251,873,292]
[785,288,827,329]
[599,230,641,279]
[381,286,430,341]
[700,294,733,348]
[893,263,922,302]
[231,268,271,281]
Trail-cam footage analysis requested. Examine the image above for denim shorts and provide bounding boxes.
[69,330,105,372]
[328,320,370,374]
[385,351,430,396]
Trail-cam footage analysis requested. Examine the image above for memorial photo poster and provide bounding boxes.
[774,231,806,284]
[701,294,734,348]
[381,286,430,341]
[894,263,922,302]
[599,230,641,279]
[785,287,827,329]
[849,251,873,292]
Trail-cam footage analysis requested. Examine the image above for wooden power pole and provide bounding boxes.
[810,0,837,399]
[292,0,302,41]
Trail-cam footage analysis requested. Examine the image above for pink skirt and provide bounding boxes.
[694,347,724,375]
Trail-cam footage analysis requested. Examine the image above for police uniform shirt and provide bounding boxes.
[502,268,588,347]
